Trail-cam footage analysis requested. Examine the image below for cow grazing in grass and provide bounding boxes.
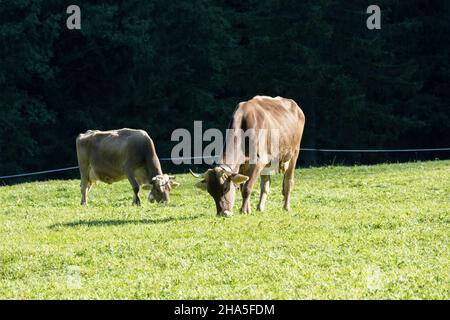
[191,96,305,217]
[76,128,179,206]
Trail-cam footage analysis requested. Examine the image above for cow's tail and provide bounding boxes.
[222,105,246,166]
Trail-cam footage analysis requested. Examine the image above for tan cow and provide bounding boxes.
[76,128,179,206]
[191,96,305,217]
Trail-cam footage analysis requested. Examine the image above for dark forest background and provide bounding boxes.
[0,0,449,179]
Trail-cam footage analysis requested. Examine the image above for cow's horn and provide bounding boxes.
[189,169,204,179]
[168,175,176,179]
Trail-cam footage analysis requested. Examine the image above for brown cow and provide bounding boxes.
[191,96,305,217]
[76,128,179,206]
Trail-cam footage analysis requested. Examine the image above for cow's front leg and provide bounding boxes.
[127,171,141,206]
[257,175,271,211]
[240,183,251,214]
[240,164,264,214]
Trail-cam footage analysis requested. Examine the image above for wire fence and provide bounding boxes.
[1,147,449,180]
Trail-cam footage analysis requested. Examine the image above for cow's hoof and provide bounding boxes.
[219,210,233,218]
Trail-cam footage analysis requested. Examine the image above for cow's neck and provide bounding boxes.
[148,157,163,179]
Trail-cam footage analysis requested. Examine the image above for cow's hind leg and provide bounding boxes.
[80,179,89,206]
[77,141,91,206]
[79,168,91,206]
[127,171,141,206]
[282,152,299,211]
[257,175,271,212]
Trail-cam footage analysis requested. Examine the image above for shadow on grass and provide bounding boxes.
[49,214,202,229]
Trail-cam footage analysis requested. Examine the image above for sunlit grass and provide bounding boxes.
[0,160,449,299]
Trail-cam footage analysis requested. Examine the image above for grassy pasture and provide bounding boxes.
[0,160,449,299]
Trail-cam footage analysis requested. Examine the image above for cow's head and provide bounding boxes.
[144,174,179,204]
[190,167,248,217]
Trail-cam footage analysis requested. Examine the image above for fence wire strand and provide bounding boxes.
[1,147,449,179]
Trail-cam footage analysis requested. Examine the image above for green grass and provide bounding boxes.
[0,160,449,299]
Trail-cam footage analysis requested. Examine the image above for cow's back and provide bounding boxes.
[76,129,153,183]
[230,96,305,162]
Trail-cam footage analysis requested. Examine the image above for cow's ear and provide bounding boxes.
[170,180,180,189]
[142,184,152,190]
[230,174,249,185]
[195,179,207,191]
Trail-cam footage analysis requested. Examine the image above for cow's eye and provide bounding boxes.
[223,182,230,193]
